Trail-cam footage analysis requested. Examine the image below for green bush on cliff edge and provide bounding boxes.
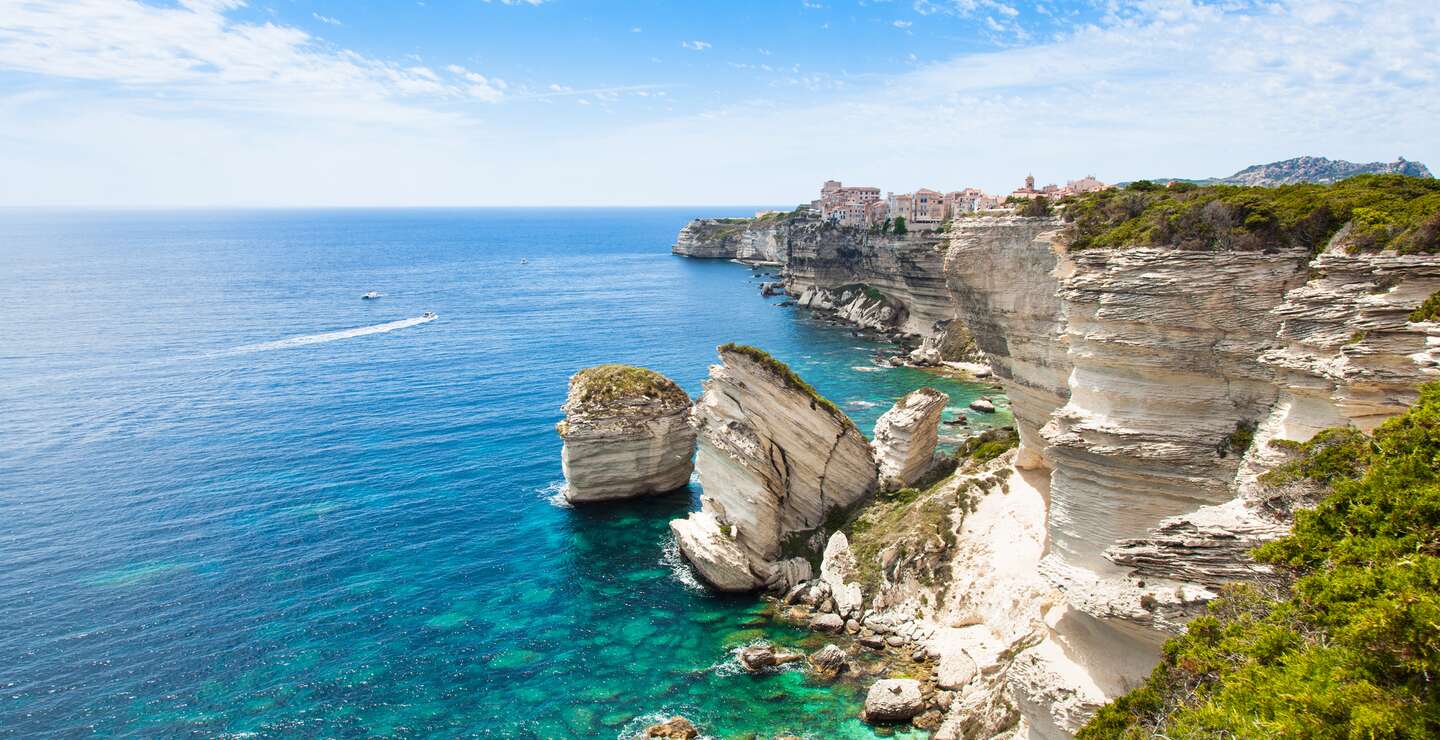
[1062,174,1440,254]
[1080,382,1440,739]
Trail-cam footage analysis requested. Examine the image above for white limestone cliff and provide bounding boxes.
[935,219,1440,736]
[872,387,949,491]
[670,345,877,592]
[672,217,787,263]
[557,365,696,503]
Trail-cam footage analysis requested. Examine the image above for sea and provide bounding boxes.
[0,208,1012,738]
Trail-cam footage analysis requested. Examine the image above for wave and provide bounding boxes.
[660,537,705,593]
[225,314,436,354]
[850,365,886,373]
[537,480,572,509]
[845,400,879,409]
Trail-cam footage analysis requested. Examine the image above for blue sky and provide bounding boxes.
[0,0,1435,206]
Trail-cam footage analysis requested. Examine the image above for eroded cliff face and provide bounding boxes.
[673,217,788,263]
[673,215,954,338]
[670,347,877,592]
[935,219,1440,736]
[784,221,954,336]
[945,218,1072,468]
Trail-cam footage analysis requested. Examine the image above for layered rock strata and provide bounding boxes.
[670,345,877,592]
[872,387,949,491]
[672,217,788,262]
[938,219,1440,736]
[557,365,696,503]
[944,218,1072,468]
[673,215,954,337]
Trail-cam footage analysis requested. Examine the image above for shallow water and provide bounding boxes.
[0,208,1008,737]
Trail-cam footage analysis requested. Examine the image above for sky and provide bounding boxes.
[0,0,1436,207]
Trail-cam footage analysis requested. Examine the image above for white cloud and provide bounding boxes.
[312,12,341,26]
[893,20,912,28]
[0,0,1435,206]
[680,40,712,51]
[0,0,504,122]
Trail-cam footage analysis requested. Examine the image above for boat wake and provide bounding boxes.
[225,314,436,355]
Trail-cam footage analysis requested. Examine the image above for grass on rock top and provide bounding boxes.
[716,343,855,430]
[567,364,690,411]
[1059,174,1440,254]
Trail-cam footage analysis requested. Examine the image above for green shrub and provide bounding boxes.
[567,364,690,410]
[893,216,907,235]
[1017,195,1053,217]
[1061,174,1440,254]
[1081,382,1440,739]
[1410,291,1440,323]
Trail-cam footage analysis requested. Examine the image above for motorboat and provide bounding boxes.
[422,311,437,320]
[361,291,383,300]
[520,258,529,264]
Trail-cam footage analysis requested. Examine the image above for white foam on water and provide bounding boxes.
[537,480,572,509]
[845,400,879,409]
[225,314,436,354]
[660,537,705,593]
[850,365,885,373]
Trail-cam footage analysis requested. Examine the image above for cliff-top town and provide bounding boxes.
[812,174,1113,229]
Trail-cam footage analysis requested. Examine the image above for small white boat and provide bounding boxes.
[520,258,529,264]
[361,291,383,300]
[422,311,437,320]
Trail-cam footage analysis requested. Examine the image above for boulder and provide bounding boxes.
[913,710,944,730]
[808,644,849,680]
[819,532,865,618]
[558,365,696,502]
[863,679,925,723]
[643,716,699,739]
[737,643,803,673]
[935,648,978,690]
[672,345,877,592]
[872,387,950,491]
[810,613,845,634]
[968,397,996,413]
[667,512,756,592]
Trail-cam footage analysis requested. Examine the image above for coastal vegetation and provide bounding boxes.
[568,364,690,410]
[1060,174,1440,254]
[1410,291,1440,323]
[1080,382,1440,738]
[716,343,853,428]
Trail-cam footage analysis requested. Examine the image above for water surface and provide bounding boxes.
[0,208,1009,737]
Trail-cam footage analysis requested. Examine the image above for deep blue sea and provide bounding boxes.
[0,208,1010,738]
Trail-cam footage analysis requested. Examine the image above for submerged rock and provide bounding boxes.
[643,715,699,739]
[862,678,924,723]
[671,345,876,592]
[968,397,996,413]
[872,387,950,491]
[558,365,695,503]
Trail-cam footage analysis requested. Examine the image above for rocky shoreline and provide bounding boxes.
[662,203,1440,737]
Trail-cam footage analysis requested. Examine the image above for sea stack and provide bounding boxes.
[670,344,876,592]
[871,387,949,491]
[557,364,696,503]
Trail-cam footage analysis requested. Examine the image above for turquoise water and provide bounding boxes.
[0,208,1009,738]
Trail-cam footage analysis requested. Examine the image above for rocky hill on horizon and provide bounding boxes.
[1150,155,1432,187]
